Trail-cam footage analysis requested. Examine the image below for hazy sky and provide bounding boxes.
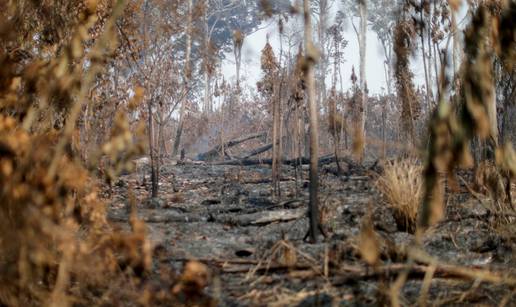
[221,12,428,95]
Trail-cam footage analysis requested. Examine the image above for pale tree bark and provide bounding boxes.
[425,3,434,98]
[382,61,389,157]
[272,81,281,199]
[380,37,393,158]
[487,83,498,148]
[204,67,211,113]
[142,0,159,198]
[427,22,434,96]
[357,0,367,162]
[380,39,393,96]
[317,0,330,111]
[420,7,431,109]
[451,8,462,80]
[432,0,440,98]
[272,29,285,201]
[303,0,322,243]
[173,0,193,156]
[203,3,211,114]
[433,41,440,98]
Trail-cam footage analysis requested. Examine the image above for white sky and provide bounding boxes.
[221,16,428,95]
[220,0,470,96]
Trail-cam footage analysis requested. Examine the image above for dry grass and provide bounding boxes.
[376,159,423,233]
[475,160,516,227]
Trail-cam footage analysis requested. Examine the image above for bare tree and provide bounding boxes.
[173,0,194,156]
[356,0,367,161]
[303,0,322,243]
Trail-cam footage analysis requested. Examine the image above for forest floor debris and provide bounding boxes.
[107,161,516,306]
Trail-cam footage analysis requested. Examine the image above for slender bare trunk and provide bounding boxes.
[221,102,225,159]
[304,0,321,243]
[420,8,431,110]
[147,100,158,198]
[272,81,280,198]
[173,0,193,156]
[204,70,212,113]
[450,7,463,94]
[427,24,434,98]
[317,0,328,112]
[143,0,158,198]
[203,4,211,114]
[357,0,367,162]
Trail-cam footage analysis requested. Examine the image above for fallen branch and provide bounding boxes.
[222,263,314,274]
[197,132,266,161]
[240,176,296,184]
[408,247,516,285]
[207,259,516,285]
[239,143,273,159]
[108,211,202,223]
[167,257,261,265]
[210,154,359,168]
[215,208,307,226]
[332,263,516,286]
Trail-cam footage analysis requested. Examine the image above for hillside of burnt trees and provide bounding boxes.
[0,0,515,306]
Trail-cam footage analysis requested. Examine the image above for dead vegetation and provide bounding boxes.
[1,0,515,306]
[376,159,423,233]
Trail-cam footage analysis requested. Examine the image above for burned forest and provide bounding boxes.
[1,0,516,306]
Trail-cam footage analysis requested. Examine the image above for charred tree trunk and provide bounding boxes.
[303,0,321,243]
[197,132,266,161]
[143,0,158,198]
[239,142,273,159]
[173,0,193,156]
[147,99,158,198]
[272,82,282,199]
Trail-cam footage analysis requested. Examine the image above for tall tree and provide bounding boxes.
[303,0,322,243]
[368,0,401,97]
[173,0,194,156]
[357,0,367,161]
[393,9,420,148]
[258,39,282,198]
[312,0,334,111]
[199,0,290,113]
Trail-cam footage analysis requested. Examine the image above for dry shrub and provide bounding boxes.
[0,114,156,306]
[376,159,423,233]
[475,160,515,225]
[0,1,196,306]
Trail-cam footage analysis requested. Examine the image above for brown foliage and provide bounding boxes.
[0,1,196,305]
[393,18,420,146]
[257,41,279,97]
[419,1,516,234]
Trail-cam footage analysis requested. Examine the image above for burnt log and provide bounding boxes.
[197,132,267,161]
[211,154,359,169]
